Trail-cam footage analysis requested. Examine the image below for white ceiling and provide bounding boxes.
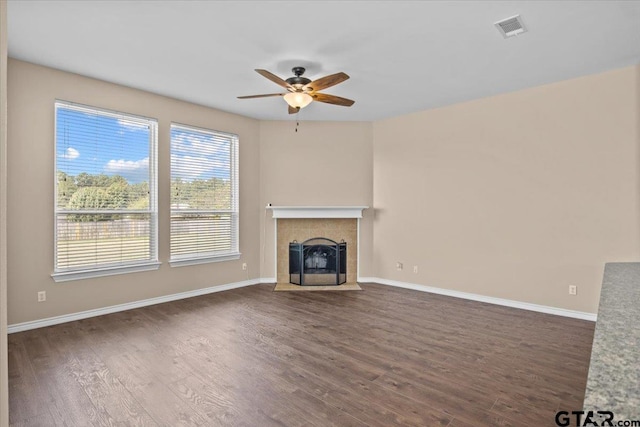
[7,1,640,122]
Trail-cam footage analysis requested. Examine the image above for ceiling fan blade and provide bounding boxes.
[312,93,355,107]
[255,69,293,90]
[288,105,299,114]
[237,93,286,99]
[304,72,349,92]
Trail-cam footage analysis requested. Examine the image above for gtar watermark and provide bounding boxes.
[555,410,640,427]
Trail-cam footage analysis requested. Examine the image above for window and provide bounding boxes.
[170,124,239,266]
[53,101,158,281]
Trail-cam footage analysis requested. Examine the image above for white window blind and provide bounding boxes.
[54,101,158,281]
[170,124,239,265]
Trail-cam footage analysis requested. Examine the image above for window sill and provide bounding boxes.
[52,262,161,283]
[169,253,241,268]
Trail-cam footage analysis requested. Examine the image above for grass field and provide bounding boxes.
[56,237,150,269]
[56,233,232,269]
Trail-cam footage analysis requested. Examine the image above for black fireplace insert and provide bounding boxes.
[289,237,347,286]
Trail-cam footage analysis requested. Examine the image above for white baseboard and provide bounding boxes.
[8,278,262,334]
[359,277,597,322]
[9,276,595,334]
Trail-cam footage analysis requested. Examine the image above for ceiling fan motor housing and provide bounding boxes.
[286,67,311,88]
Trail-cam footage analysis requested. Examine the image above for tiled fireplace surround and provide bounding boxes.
[268,207,367,285]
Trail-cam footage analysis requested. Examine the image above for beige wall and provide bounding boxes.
[638,65,640,207]
[372,66,640,313]
[258,121,373,279]
[7,59,261,325]
[1,1,8,425]
[5,58,639,329]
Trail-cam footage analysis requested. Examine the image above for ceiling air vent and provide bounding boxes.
[495,15,527,38]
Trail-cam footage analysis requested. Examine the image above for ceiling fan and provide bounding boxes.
[238,67,355,114]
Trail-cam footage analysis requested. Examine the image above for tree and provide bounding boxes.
[74,172,94,187]
[106,179,129,209]
[170,177,232,210]
[67,187,111,221]
[75,172,114,189]
[129,182,149,203]
[128,197,149,210]
[57,171,77,208]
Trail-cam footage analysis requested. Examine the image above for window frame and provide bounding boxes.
[169,122,240,267]
[52,100,160,282]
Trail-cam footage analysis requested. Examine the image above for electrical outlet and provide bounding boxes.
[413,265,418,274]
[569,285,577,296]
[242,263,247,271]
[37,291,46,302]
[396,262,403,271]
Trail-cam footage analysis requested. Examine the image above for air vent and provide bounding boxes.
[495,15,527,38]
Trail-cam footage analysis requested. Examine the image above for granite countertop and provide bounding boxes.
[584,262,640,420]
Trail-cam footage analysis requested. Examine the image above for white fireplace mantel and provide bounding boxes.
[266,206,368,219]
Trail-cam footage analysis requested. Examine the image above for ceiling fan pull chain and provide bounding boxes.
[295,109,300,133]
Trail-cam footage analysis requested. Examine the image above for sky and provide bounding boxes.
[170,126,232,182]
[56,107,151,184]
[56,106,232,184]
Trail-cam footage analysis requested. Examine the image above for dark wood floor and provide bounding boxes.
[8,283,595,426]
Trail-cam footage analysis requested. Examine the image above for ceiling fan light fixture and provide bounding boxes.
[239,68,354,114]
[283,92,313,109]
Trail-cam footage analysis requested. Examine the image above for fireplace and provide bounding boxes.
[267,206,367,285]
[289,237,347,286]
